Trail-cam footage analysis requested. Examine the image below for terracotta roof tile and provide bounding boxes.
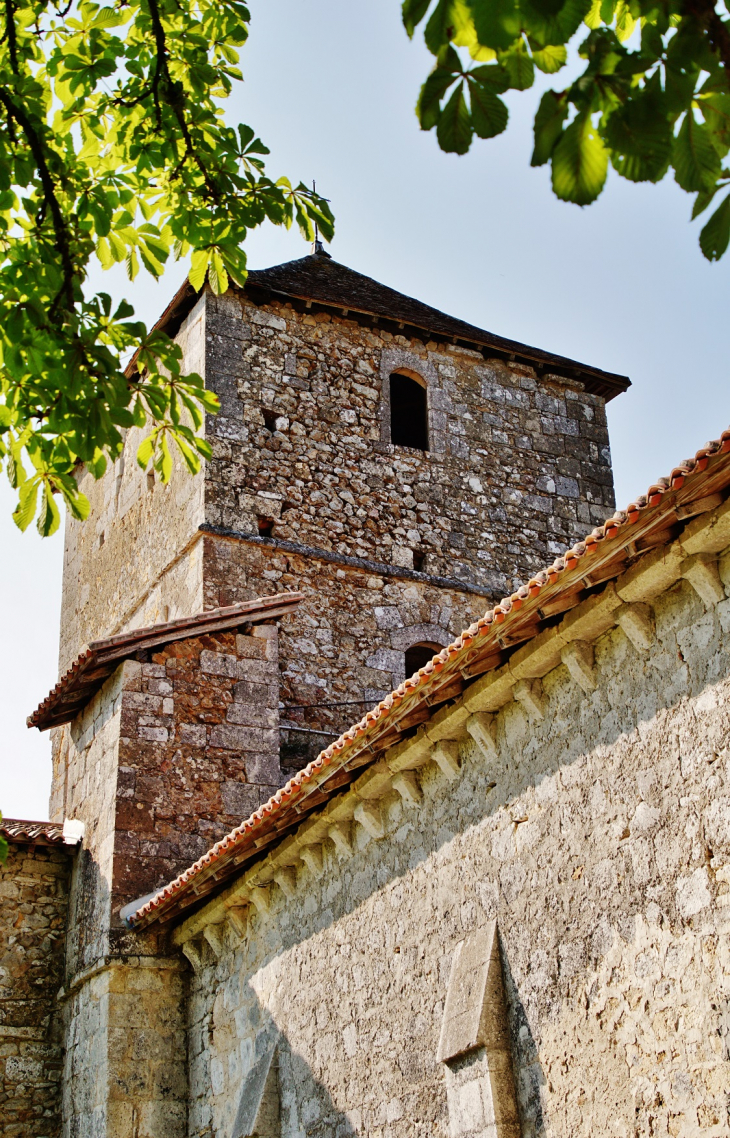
[1,819,67,845]
[28,593,302,732]
[127,425,730,929]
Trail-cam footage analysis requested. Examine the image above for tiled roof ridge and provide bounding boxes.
[1,818,66,843]
[244,254,630,395]
[28,593,303,731]
[127,425,730,928]
[125,254,630,399]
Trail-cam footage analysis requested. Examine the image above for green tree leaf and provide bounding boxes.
[501,40,535,89]
[436,82,474,152]
[604,88,672,182]
[468,79,509,137]
[551,115,609,204]
[531,90,569,165]
[673,112,723,192]
[418,60,461,129]
[0,0,335,533]
[699,191,730,261]
[470,0,522,51]
[403,0,433,37]
[531,43,568,73]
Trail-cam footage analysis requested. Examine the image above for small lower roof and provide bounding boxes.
[0,820,67,845]
[28,593,302,732]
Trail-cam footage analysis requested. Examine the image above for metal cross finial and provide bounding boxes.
[310,179,331,257]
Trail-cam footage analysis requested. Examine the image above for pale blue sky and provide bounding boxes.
[2,0,729,819]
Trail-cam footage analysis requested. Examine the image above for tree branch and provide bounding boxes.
[683,0,730,82]
[0,89,76,313]
[3,0,19,74]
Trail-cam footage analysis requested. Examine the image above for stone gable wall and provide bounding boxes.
[180,569,730,1138]
[0,839,72,1138]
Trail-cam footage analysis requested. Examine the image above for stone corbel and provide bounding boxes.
[328,822,353,855]
[249,885,272,915]
[226,906,249,938]
[432,741,461,780]
[354,801,384,839]
[181,939,204,973]
[273,867,297,898]
[680,553,726,607]
[466,712,497,759]
[392,770,422,807]
[203,924,225,957]
[512,678,544,720]
[560,641,596,693]
[616,603,654,651]
[300,844,324,878]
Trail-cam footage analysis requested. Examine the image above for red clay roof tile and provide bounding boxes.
[127,424,730,930]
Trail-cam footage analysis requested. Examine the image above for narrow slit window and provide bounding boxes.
[405,642,443,677]
[390,373,428,451]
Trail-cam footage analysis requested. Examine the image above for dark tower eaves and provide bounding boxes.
[136,251,630,400]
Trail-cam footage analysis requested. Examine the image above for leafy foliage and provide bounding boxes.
[0,0,333,533]
[0,814,7,864]
[403,0,730,259]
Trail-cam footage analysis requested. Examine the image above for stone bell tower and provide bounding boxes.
[39,247,627,1138]
[57,246,627,767]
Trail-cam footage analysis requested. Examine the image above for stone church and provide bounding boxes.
[2,247,729,1138]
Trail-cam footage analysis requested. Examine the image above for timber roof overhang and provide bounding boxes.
[127,252,630,400]
[128,427,730,931]
[28,594,303,732]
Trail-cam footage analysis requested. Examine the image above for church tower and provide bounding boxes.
[56,246,627,778]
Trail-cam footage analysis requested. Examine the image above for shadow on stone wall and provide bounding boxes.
[229,1002,359,1138]
[209,586,730,1136]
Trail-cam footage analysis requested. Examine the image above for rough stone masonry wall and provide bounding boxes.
[60,954,188,1138]
[0,839,72,1138]
[50,624,280,1138]
[111,623,280,910]
[183,572,730,1138]
[201,533,486,744]
[204,289,615,592]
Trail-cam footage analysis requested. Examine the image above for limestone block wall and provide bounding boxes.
[49,669,124,972]
[58,295,207,673]
[0,838,72,1138]
[203,289,615,594]
[60,956,187,1138]
[110,623,281,911]
[179,570,730,1138]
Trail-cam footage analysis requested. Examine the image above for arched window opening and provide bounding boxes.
[405,642,443,677]
[390,372,428,451]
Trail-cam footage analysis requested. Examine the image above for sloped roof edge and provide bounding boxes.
[28,594,303,732]
[126,254,629,399]
[128,426,730,930]
[1,819,68,845]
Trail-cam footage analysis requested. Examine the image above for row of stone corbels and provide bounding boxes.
[173,496,730,967]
